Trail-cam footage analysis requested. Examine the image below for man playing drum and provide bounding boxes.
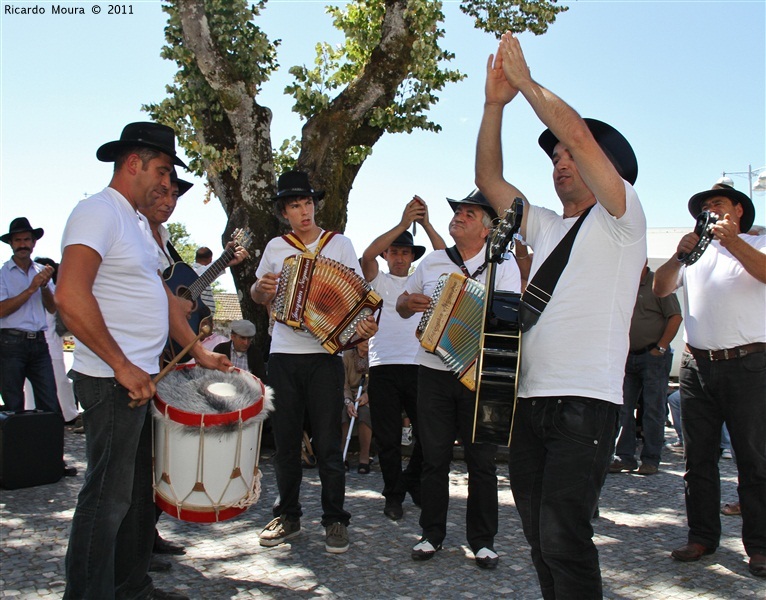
[57,122,232,600]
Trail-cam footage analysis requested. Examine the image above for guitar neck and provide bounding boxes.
[188,247,235,299]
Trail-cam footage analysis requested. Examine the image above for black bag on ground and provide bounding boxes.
[0,410,64,489]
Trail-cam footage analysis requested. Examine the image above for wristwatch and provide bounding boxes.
[655,345,667,354]
[344,398,353,406]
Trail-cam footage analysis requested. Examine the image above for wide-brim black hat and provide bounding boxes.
[447,189,498,221]
[97,121,188,168]
[171,169,193,197]
[271,170,325,201]
[687,186,755,233]
[1,217,44,244]
[538,118,638,185]
[380,230,426,261]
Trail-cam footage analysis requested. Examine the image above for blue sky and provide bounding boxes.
[1,0,764,292]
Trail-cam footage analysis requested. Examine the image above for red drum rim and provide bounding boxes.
[153,364,264,427]
[154,492,246,523]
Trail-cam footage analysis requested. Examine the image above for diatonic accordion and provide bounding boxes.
[417,272,485,390]
[271,253,383,355]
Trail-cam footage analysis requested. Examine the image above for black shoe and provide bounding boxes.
[474,547,499,569]
[148,557,172,572]
[149,589,189,600]
[154,535,186,555]
[63,464,77,477]
[384,500,403,521]
[411,537,441,561]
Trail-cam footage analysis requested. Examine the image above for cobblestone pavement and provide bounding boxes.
[1,426,761,599]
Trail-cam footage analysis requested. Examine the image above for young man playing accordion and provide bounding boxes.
[250,170,377,554]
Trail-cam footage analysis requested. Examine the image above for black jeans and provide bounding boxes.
[0,331,60,414]
[417,366,497,552]
[368,364,422,504]
[509,396,618,600]
[679,350,766,556]
[267,353,350,527]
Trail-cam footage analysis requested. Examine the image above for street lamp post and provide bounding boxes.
[717,165,766,198]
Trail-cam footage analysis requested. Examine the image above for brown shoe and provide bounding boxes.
[637,463,658,475]
[671,543,715,562]
[609,459,636,473]
[749,554,766,578]
[721,501,741,516]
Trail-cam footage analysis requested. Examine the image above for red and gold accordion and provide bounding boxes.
[416,273,485,391]
[271,253,383,355]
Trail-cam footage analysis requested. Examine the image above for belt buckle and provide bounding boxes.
[25,331,37,339]
[707,350,716,361]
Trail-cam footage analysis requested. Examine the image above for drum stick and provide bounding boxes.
[128,319,212,408]
[343,375,366,461]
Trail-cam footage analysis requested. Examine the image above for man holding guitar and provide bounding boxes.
[140,169,250,358]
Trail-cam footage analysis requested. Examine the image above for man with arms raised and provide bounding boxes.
[396,190,521,568]
[654,184,765,578]
[475,34,646,598]
[360,197,445,520]
[57,122,231,600]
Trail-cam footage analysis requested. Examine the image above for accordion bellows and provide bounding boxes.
[417,273,485,390]
[272,253,383,354]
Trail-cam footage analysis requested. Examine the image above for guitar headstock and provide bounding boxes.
[231,227,254,250]
[486,197,523,264]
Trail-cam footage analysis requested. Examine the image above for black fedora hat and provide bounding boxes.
[538,118,638,185]
[447,189,498,221]
[687,184,755,233]
[97,122,188,168]
[1,217,44,244]
[272,170,325,201]
[170,169,193,197]
[381,230,426,261]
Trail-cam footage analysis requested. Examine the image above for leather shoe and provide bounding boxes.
[63,464,77,477]
[749,554,766,578]
[671,543,715,562]
[149,589,190,600]
[148,556,172,572]
[154,535,186,555]
[475,547,499,569]
[384,500,403,521]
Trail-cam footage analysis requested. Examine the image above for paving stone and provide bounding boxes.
[0,426,760,598]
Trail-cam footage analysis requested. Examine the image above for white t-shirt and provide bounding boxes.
[61,187,169,376]
[404,246,522,372]
[368,272,420,366]
[256,231,360,354]
[520,181,646,404]
[679,234,766,349]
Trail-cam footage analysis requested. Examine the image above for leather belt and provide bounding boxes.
[629,343,657,356]
[687,342,766,362]
[0,328,43,339]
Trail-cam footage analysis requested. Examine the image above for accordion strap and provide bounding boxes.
[445,246,487,280]
[282,230,337,256]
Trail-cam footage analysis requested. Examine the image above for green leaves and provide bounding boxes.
[461,0,568,37]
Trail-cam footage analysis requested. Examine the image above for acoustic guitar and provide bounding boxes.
[163,228,253,361]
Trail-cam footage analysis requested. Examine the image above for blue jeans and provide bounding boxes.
[267,353,350,527]
[368,364,422,504]
[0,330,60,415]
[616,351,672,467]
[667,390,682,443]
[510,396,619,600]
[417,366,498,553]
[64,373,155,600]
[679,350,766,557]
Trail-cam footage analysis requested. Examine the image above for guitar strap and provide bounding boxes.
[445,246,488,280]
[519,204,593,333]
[165,241,184,264]
[282,230,337,256]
